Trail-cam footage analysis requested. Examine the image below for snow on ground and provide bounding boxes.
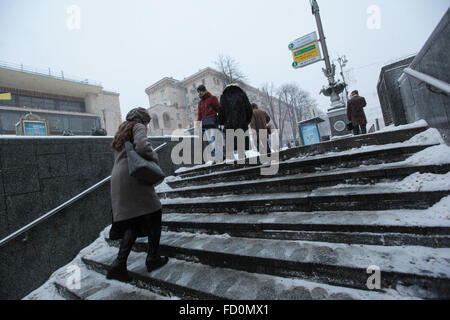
[24,227,180,300]
[379,119,428,132]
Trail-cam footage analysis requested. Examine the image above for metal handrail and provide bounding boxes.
[403,67,450,95]
[0,142,168,248]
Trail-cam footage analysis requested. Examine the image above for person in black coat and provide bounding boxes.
[218,84,253,158]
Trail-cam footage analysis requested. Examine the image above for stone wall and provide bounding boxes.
[0,135,202,299]
[377,56,415,126]
[398,8,450,144]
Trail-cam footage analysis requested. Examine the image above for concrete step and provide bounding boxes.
[160,163,450,200]
[161,189,450,214]
[161,212,450,248]
[174,126,429,179]
[82,243,410,300]
[105,232,450,299]
[169,144,434,188]
[22,235,178,301]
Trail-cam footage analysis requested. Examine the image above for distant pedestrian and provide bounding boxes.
[218,84,253,159]
[108,107,168,282]
[347,90,367,135]
[195,85,222,164]
[250,103,271,155]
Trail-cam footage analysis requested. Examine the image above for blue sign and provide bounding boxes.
[301,123,320,146]
[23,121,48,136]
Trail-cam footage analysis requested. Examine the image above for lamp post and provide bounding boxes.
[310,0,348,137]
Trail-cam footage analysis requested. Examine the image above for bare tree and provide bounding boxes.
[214,55,247,87]
[277,83,318,142]
[260,83,289,146]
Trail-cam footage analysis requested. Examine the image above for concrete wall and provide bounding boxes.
[398,8,450,144]
[377,57,415,126]
[0,135,203,299]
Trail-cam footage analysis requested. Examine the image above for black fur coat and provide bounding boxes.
[218,85,253,130]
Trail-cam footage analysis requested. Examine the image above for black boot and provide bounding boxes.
[146,212,169,272]
[106,228,137,282]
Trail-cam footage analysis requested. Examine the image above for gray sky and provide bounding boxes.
[1,0,448,128]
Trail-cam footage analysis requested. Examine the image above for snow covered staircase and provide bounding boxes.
[26,124,450,300]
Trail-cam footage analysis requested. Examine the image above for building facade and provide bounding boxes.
[0,62,122,136]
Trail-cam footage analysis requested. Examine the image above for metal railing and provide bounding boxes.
[403,67,450,96]
[0,142,168,248]
[0,60,103,87]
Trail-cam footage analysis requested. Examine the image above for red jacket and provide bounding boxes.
[197,92,220,122]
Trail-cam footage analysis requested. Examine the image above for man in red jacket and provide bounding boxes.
[195,85,222,163]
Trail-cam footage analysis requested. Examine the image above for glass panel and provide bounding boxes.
[18,95,32,108]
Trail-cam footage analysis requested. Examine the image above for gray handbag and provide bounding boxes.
[124,141,166,186]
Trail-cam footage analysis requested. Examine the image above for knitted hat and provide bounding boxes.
[197,85,207,92]
[350,90,359,96]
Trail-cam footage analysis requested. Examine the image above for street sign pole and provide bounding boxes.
[311,0,335,85]
[310,0,348,138]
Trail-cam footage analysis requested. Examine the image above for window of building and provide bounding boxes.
[177,113,181,120]
[18,95,32,108]
[163,113,171,128]
[178,123,182,129]
[44,99,56,110]
[161,89,166,100]
[59,100,84,112]
[151,115,160,129]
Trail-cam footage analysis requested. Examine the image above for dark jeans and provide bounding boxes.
[353,124,367,135]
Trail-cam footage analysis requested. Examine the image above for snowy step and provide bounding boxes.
[161,189,450,214]
[23,234,178,301]
[169,144,434,188]
[175,125,430,179]
[106,232,450,299]
[82,242,411,300]
[161,212,450,248]
[160,163,450,200]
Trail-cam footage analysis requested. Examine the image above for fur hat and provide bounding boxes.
[126,107,151,124]
[350,90,359,96]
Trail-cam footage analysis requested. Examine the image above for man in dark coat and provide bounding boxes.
[347,90,368,135]
[218,84,253,159]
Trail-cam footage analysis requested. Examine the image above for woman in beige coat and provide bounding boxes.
[107,107,168,282]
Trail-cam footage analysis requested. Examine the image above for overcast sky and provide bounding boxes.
[1,0,448,128]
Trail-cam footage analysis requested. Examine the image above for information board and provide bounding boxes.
[300,123,321,146]
[23,120,49,136]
